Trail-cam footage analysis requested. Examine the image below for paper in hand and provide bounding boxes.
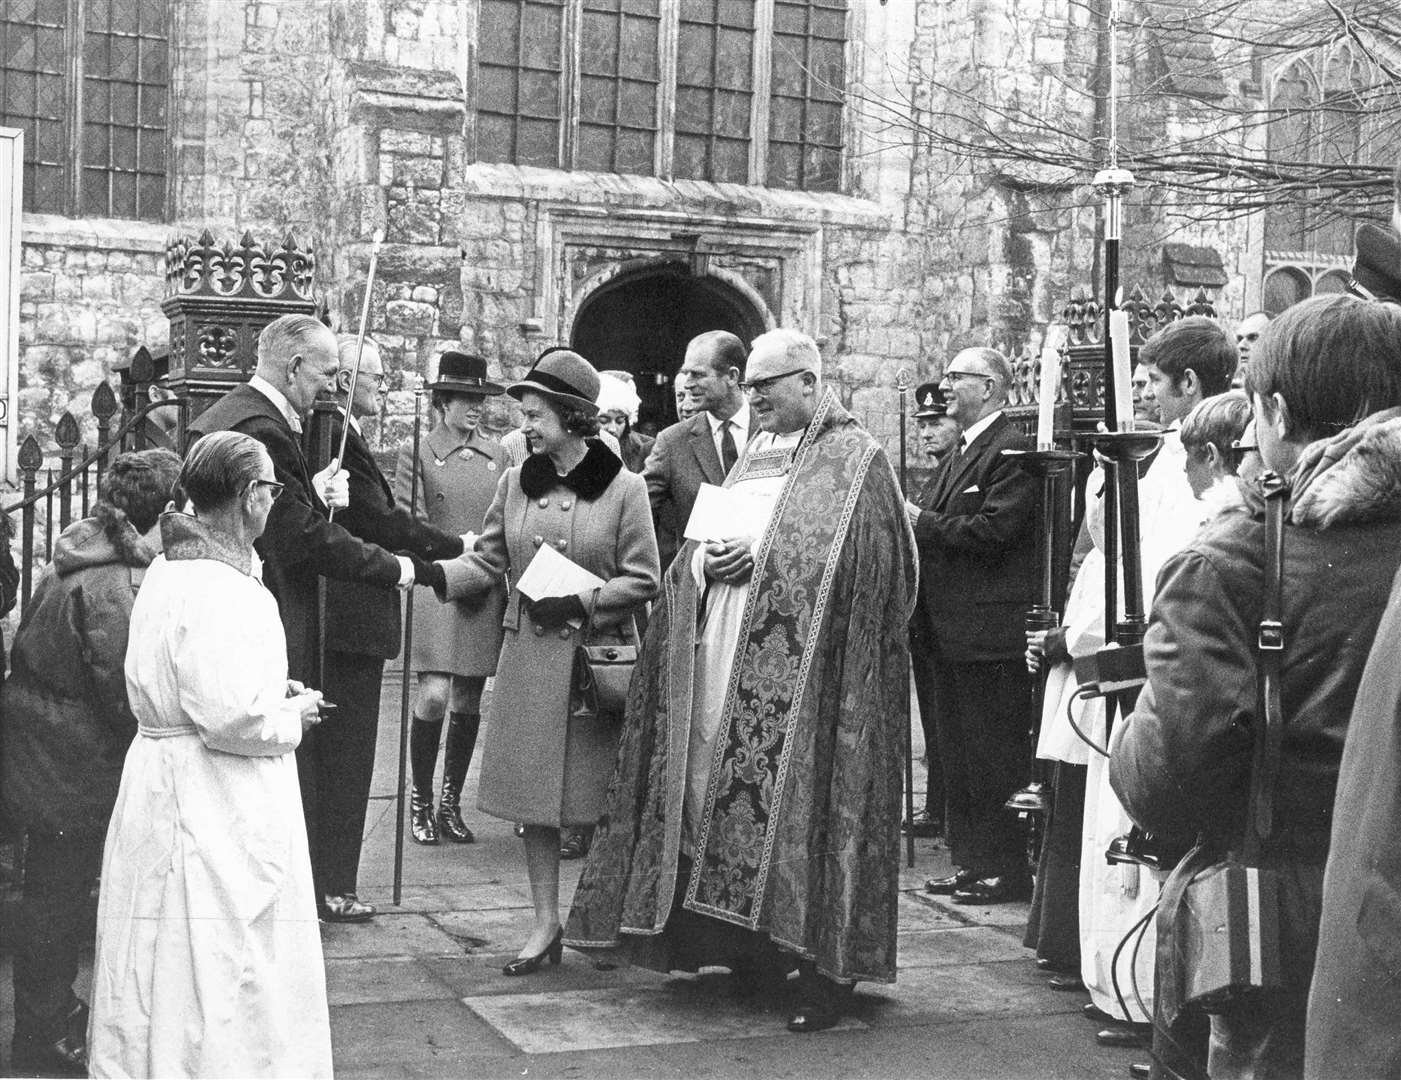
[514,543,607,602]
[683,483,773,544]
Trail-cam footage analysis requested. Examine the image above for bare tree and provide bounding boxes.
[851,0,1401,231]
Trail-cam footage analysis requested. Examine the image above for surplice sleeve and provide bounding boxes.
[174,575,305,758]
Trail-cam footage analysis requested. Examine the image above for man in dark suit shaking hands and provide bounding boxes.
[910,347,1038,905]
[306,336,468,922]
[643,330,752,569]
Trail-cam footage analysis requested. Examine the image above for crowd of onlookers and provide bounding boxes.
[0,172,1398,1079]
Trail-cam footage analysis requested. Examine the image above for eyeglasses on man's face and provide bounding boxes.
[252,479,285,499]
[942,369,993,384]
[740,369,806,394]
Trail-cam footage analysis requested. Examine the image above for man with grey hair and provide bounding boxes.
[189,315,417,698]
[569,328,917,1034]
[911,346,1038,905]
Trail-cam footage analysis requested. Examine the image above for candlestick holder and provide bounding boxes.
[1001,448,1083,817]
[1091,430,1162,647]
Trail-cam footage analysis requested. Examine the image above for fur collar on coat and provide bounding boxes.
[159,512,256,576]
[1288,408,1401,528]
[519,438,622,500]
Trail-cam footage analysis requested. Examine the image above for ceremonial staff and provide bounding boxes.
[327,228,385,522]
[393,377,425,906]
[895,369,915,869]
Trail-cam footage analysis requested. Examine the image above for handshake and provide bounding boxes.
[394,532,478,592]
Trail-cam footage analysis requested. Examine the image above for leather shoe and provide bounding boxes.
[924,867,979,895]
[951,875,1032,905]
[1083,1002,1115,1024]
[787,1000,841,1033]
[1047,973,1085,991]
[1097,1025,1151,1048]
[902,808,943,838]
[1129,1064,1152,1079]
[11,1002,87,1078]
[1036,957,1075,973]
[321,893,376,922]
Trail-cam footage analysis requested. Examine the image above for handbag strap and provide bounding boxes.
[1243,472,1288,862]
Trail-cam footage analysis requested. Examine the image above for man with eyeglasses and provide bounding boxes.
[188,314,419,722]
[296,336,472,924]
[911,348,1039,905]
[568,328,916,1034]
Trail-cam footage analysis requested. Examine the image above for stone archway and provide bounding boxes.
[570,261,769,432]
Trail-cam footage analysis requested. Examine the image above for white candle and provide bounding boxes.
[1036,326,1066,449]
[1109,309,1132,431]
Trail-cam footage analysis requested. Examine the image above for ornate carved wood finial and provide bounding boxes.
[165,231,316,303]
[162,231,322,432]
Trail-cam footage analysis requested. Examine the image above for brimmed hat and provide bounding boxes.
[913,382,948,418]
[508,349,600,415]
[1353,223,1401,302]
[428,352,505,395]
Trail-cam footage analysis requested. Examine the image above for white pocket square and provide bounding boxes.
[961,484,981,494]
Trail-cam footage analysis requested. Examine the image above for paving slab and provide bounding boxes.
[328,998,519,1072]
[853,959,1087,1029]
[324,956,459,1007]
[896,925,1036,968]
[421,952,669,999]
[318,913,464,960]
[463,980,866,1054]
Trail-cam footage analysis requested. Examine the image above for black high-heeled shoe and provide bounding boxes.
[502,927,564,976]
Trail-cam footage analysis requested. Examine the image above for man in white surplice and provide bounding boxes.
[88,432,332,1079]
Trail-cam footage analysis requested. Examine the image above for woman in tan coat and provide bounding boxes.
[425,350,659,974]
[392,352,509,845]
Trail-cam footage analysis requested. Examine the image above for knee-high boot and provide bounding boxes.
[409,716,443,845]
[437,712,480,844]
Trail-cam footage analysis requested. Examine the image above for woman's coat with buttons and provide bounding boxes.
[439,453,660,825]
[393,423,508,677]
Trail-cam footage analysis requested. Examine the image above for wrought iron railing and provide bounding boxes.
[3,351,185,610]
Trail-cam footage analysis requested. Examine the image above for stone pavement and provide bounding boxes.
[0,674,1144,1078]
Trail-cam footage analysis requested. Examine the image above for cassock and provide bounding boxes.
[1074,436,1200,1022]
[87,513,331,1079]
[565,390,917,983]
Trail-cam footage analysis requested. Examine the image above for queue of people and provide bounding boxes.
[3,244,1401,1077]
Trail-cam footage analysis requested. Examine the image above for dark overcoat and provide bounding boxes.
[392,423,508,676]
[1111,417,1401,1074]
[324,417,463,660]
[188,384,401,682]
[0,513,155,835]
[440,441,659,825]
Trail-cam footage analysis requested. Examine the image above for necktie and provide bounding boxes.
[720,419,738,474]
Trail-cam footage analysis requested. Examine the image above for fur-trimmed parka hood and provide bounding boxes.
[52,504,160,576]
[1287,409,1401,529]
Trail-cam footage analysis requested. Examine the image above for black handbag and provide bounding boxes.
[569,619,640,722]
[1158,473,1288,1015]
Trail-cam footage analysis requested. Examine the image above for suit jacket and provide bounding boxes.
[323,417,463,660]
[913,412,1037,662]
[188,384,402,681]
[642,411,746,570]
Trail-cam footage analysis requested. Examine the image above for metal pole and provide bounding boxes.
[328,228,384,522]
[393,381,425,907]
[896,369,915,869]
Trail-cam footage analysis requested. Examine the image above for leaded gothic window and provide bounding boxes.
[0,0,167,221]
[474,0,848,192]
[1260,45,1399,315]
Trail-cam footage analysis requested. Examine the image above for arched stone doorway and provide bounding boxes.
[570,262,769,433]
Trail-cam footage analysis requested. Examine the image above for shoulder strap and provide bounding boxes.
[1243,472,1288,862]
